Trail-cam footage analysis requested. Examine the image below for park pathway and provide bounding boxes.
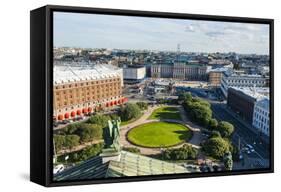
[120,105,162,155]
[178,106,203,149]
[120,104,205,155]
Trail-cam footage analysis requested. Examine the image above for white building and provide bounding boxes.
[221,70,269,97]
[151,62,209,80]
[123,65,146,82]
[252,98,270,137]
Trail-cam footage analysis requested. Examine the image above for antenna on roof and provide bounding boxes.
[177,43,181,62]
[253,84,256,96]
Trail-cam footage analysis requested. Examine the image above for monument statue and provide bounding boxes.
[223,151,233,171]
[101,118,121,158]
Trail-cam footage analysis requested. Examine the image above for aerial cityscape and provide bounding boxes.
[52,12,270,181]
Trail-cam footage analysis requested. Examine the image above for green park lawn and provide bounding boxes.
[127,122,192,148]
[148,106,182,120]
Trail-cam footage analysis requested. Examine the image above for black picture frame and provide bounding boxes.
[30,4,274,187]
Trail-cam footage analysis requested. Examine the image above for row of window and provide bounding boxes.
[226,79,265,84]
[253,120,269,134]
[56,91,120,103]
[56,87,120,96]
[55,78,120,89]
[56,96,121,112]
[57,95,119,108]
[254,112,270,125]
[255,107,269,117]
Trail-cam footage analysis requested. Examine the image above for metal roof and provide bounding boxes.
[54,64,122,85]
[54,151,195,181]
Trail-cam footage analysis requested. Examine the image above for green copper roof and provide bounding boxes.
[53,156,108,181]
[106,151,191,177]
[54,151,197,181]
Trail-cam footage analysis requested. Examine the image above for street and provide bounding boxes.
[211,102,269,160]
[186,87,270,168]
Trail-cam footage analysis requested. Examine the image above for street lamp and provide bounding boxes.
[65,155,69,166]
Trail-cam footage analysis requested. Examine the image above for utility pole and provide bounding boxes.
[238,136,241,152]
[53,138,57,164]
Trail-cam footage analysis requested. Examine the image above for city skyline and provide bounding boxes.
[54,12,270,55]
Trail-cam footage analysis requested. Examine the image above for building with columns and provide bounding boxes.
[150,62,209,80]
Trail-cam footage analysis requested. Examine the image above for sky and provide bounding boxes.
[54,12,270,55]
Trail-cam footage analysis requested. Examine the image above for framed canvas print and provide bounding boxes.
[30,5,274,187]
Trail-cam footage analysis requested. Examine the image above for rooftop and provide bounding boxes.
[230,87,269,100]
[256,98,270,110]
[54,151,196,181]
[209,67,230,73]
[224,70,268,78]
[54,64,122,85]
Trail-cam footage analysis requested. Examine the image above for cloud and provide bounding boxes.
[54,12,270,54]
[205,31,226,38]
[185,25,195,32]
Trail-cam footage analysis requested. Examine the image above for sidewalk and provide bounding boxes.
[119,104,204,155]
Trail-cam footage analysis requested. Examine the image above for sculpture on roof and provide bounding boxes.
[103,118,121,153]
[223,151,233,171]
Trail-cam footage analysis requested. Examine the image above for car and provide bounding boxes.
[53,164,65,174]
[242,147,251,154]
[246,144,255,152]
[239,154,244,160]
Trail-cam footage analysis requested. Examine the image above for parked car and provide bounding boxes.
[53,164,64,174]
[242,147,251,154]
[246,144,255,152]
[239,153,244,160]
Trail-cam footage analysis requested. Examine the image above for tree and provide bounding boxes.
[108,113,119,121]
[54,135,65,152]
[189,104,212,126]
[76,123,103,143]
[136,102,148,110]
[57,143,104,164]
[65,123,79,134]
[120,103,141,121]
[210,130,221,138]
[78,143,104,161]
[192,97,211,108]
[64,135,80,150]
[202,137,230,159]
[162,144,198,160]
[88,114,110,128]
[178,92,192,102]
[217,121,234,137]
[208,118,218,130]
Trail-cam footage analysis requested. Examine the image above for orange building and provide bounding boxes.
[53,65,126,121]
